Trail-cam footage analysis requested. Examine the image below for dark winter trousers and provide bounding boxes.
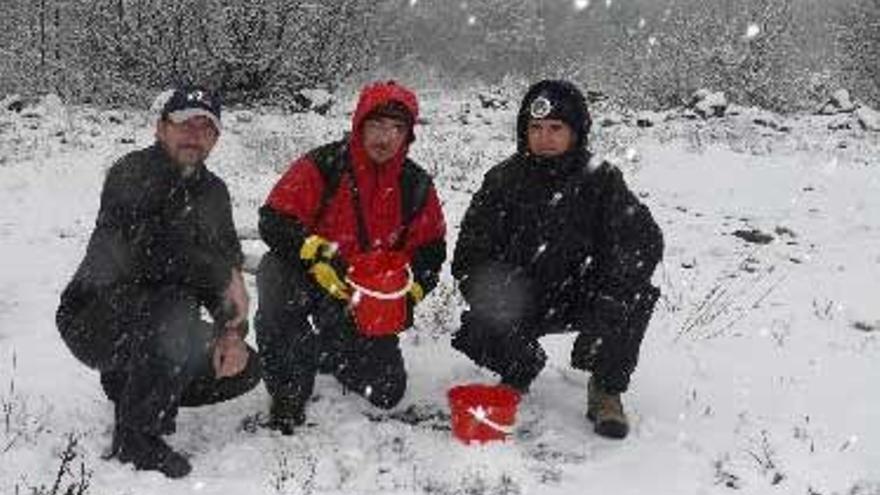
[452,283,659,394]
[56,284,261,435]
[255,252,406,411]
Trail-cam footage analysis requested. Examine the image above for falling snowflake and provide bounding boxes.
[648,36,657,46]
[625,147,639,161]
[605,0,613,8]
[745,23,761,39]
[467,15,477,26]
[409,0,418,6]
[638,18,646,29]
[574,0,590,10]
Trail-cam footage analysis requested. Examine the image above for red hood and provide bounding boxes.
[349,81,419,174]
[351,80,419,135]
[343,81,421,252]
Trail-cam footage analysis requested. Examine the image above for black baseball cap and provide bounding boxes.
[160,85,222,130]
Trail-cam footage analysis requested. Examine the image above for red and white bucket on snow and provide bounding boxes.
[447,384,521,444]
[346,250,413,337]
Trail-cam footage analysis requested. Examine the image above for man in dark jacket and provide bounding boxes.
[256,81,447,434]
[56,86,261,478]
[452,80,663,439]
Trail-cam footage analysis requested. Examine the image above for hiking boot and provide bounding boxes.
[586,377,629,439]
[110,426,191,478]
[267,397,306,435]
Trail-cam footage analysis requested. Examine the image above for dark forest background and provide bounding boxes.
[1,0,877,111]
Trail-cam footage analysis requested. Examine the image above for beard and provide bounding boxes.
[171,145,207,171]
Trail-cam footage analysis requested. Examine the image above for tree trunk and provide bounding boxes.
[54,4,60,61]
[40,0,47,68]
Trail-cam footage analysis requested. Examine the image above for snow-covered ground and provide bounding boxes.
[1,91,878,495]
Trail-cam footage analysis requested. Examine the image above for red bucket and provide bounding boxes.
[447,384,521,444]
[346,250,413,337]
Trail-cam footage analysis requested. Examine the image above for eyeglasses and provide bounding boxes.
[167,118,218,138]
[362,119,408,138]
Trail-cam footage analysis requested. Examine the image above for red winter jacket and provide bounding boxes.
[260,81,447,292]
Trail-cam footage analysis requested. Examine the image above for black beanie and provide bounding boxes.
[516,80,591,153]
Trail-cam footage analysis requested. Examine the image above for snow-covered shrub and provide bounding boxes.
[855,106,880,132]
[818,89,858,115]
[0,1,381,106]
[834,0,880,108]
[602,0,809,112]
[692,90,729,118]
[290,89,335,115]
[96,1,379,104]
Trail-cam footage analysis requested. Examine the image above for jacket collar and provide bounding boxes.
[523,148,592,179]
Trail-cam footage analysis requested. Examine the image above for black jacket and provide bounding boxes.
[452,149,663,326]
[58,143,242,320]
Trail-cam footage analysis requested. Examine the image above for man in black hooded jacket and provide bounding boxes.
[451,80,663,439]
[55,86,260,477]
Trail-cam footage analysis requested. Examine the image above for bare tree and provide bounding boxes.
[0,0,873,111]
[81,0,382,104]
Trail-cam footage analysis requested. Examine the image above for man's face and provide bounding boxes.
[362,116,409,164]
[156,116,219,170]
[526,119,575,158]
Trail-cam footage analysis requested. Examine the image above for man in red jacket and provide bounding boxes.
[256,81,447,433]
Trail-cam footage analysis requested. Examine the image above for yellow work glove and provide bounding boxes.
[300,235,337,261]
[408,280,424,304]
[309,261,350,300]
[299,235,350,300]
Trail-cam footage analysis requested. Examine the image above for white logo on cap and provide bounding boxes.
[187,90,209,105]
[529,96,553,119]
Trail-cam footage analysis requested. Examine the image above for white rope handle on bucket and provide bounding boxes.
[467,406,513,435]
[346,265,414,300]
